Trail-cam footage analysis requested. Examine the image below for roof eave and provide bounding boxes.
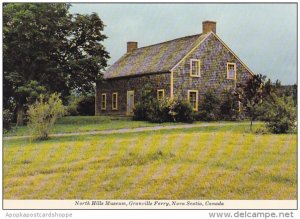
[103,70,171,80]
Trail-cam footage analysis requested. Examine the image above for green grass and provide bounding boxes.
[4,116,175,137]
[3,118,296,200]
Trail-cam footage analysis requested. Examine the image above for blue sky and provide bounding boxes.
[70,3,297,85]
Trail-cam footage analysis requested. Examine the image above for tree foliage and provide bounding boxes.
[236,74,268,130]
[3,3,109,125]
[262,94,296,134]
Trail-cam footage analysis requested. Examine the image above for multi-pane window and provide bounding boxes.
[157,89,165,100]
[190,59,201,77]
[112,92,118,110]
[188,90,198,111]
[227,63,236,80]
[101,93,106,110]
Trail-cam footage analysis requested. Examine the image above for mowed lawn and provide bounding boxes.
[4,116,176,137]
[3,117,296,200]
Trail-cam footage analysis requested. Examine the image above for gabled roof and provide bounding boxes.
[104,33,209,79]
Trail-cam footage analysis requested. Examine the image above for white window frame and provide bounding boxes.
[157,89,165,100]
[227,62,237,80]
[112,92,118,110]
[190,59,201,77]
[188,90,199,111]
[101,93,106,110]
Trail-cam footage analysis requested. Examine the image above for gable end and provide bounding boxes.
[211,32,254,76]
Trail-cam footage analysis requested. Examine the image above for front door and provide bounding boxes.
[127,90,134,116]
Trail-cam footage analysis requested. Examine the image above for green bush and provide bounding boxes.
[219,89,240,121]
[263,94,296,134]
[66,95,95,116]
[197,89,220,121]
[147,98,172,123]
[133,92,194,123]
[133,93,153,121]
[133,101,147,121]
[28,93,66,140]
[66,95,80,116]
[77,95,95,116]
[170,99,193,123]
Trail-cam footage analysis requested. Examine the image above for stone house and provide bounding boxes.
[95,21,254,116]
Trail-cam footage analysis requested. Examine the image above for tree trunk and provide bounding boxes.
[250,118,253,131]
[16,105,24,126]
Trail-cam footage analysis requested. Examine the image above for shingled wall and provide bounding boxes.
[172,33,252,104]
[95,73,171,115]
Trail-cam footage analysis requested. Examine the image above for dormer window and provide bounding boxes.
[190,59,201,77]
[227,63,236,80]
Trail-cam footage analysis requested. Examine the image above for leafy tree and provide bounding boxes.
[263,79,297,106]
[3,3,109,125]
[3,3,69,125]
[65,13,110,92]
[236,74,268,130]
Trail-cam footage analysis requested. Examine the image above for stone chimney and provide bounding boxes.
[127,42,138,53]
[202,21,216,34]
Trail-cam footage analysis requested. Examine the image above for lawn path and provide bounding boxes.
[3,122,251,140]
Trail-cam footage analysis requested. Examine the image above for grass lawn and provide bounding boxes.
[3,117,296,200]
[4,116,182,137]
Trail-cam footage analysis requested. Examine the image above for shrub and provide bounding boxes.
[133,86,155,121]
[170,99,194,123]
[3,109,13,132]
[66,95,79,116]
[197,89,220,121]
[66,95,95,116]
[77,95,95,116]
[147,98,172,123]
[133,101,147,121]
[133,93,194,123]
[263,94,296,134]
[219,89,240,120]
[27,93,66,140]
